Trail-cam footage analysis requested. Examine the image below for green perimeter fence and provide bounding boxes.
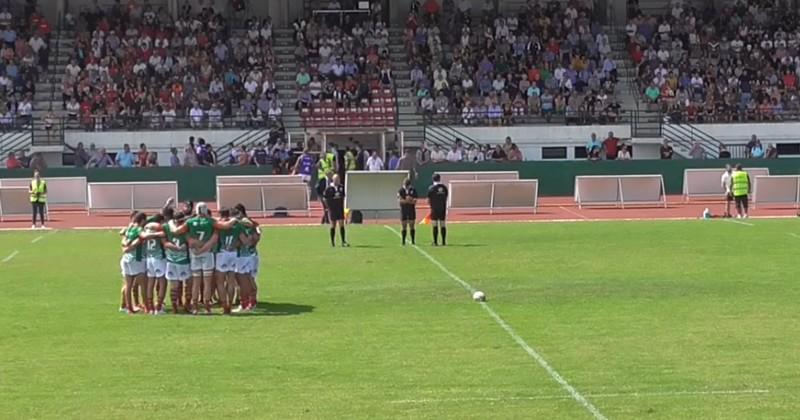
[1,159,799,203]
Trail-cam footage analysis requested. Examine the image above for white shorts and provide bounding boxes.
[120,256,145,277]
[236,256,255,275]
[300,174,311,183]
[146,257,167,278]
[215,251,238,272]
[166,262,191,282]
[190,252,214,272]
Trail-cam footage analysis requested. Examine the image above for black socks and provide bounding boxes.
[330,227,336,245]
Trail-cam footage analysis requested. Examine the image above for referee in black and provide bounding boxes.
[427,174,449,246]
[397,177,418,245]
[324,174,349,247]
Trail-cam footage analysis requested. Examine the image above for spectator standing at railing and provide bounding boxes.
[116,144,136,168]
[184,145,199,168]
[366,151,384,172]
[5,151,21,169]
[766,144,778,159]
[659,140,673,160]
[751,141,765,158]
[86,148,114,168]
[689,141,704,160]
[508,144,523,161]
[169,148,181,167]
[603,132,620,160]
[64,142,90,167]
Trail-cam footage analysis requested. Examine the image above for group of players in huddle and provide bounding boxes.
[116,173,450,315]
[119,200,261,315]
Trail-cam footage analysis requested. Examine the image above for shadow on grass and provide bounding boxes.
[236,302,315,317]
[349,244,385,249]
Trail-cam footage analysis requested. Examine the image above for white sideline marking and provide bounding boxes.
[1,250,19,263]
[391,389,770,404]
[383,225,607,420]
[559,206,589,220]
[790,233,800,239]
[723,218,755,227]
[31,235,44,243]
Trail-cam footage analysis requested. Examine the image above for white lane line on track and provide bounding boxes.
[383,225,608,420]
[1,250,19,263]
[391,389,770,404]
[559,206,589,220]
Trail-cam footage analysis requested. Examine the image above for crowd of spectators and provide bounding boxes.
[405,0,621,126]
[292,9,396,122]
[0,2,51,129]
[61,1,281,131]
[630,0,800,122]
[415,137,525,163]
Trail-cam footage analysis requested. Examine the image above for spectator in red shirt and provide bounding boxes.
[603,131,620,160]
[5,152,21,169]
[137,143,149,167]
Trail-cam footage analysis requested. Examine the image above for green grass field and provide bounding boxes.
[1,220,800,419]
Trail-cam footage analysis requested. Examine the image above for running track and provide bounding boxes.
[1,195,797,230]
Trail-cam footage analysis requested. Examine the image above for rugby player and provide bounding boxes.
[143,214,168,314]
[162,208,192,314]
[172,202,237,315]
[397,178,418,245]
[119,211,141,312]
[324,174,348,247]
[427,174,449,246]
[233,204,261,312]
[120,212,149,314]
[213,208,241,315]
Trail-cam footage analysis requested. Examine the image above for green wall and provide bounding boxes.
[2,159,799,201]
[415,159,800,196]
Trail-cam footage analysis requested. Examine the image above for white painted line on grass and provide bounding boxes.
[559,206,589,220]
[383,225,608,420]
[31,235,44,243]
[391,388,770,404]
[1,250,19,263]
[723,218,755,227]
[790,233,800,239]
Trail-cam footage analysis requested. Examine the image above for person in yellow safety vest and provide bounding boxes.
[731,163,751,219]
[29,169,47,229]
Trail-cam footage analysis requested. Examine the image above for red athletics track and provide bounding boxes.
[0,195,797,230]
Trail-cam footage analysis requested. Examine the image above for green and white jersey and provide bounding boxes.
[144,234,166,259]
[216,221,242,253]
[124,226,144,262]
[186,216,215,245]
[237,222,259,257]
[164,223,190,265]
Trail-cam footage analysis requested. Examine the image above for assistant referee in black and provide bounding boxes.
[324,174,349,247]
[397,177,418,245]
[427,174,449,246]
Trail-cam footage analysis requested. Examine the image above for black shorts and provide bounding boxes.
[328,207,345,221]
[430,206,447,221]
[725,192,733,202]
[401,206,416,221]
[734,195,748,206]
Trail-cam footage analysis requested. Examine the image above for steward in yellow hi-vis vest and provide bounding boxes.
[29,169,47,229]
[731,164,751,219]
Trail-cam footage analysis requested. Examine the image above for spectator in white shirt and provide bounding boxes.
[366,151,384,171]
[430,145,447,163]
[446,145,462,162]
[267,101,283,121]
[189,104,204,128]
[207,103,223,128]
[17,98,32,124]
